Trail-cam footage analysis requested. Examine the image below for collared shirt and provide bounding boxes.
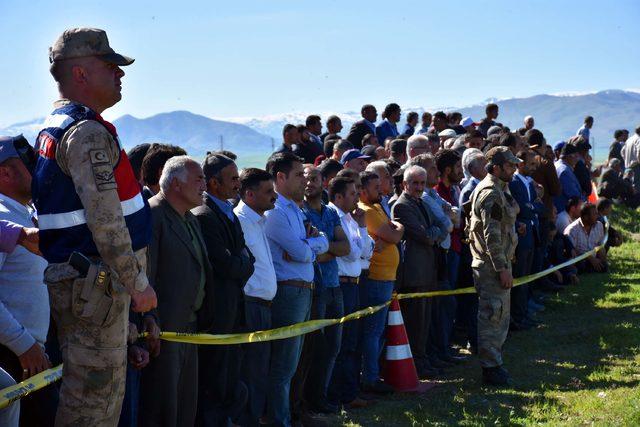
[234,200,277,301]
[435,181,462,253]
[422,188,453,248]
[363,119,376,133]
[577,125,590,141]
[302,201,341,288]
[0,193,49,356]
[207,192,235,222]
[564,218,604,255]
[402,123,415,136]
[622,133,640,167]
[380,195,392,218]
[459,177,480,206]
[329,202,374,278]
[554,159,584,212]
[514,171,531,201]
[264,193,328,282]
[556,211,572,234]
[417,125,430,135]
[309,133,323,148]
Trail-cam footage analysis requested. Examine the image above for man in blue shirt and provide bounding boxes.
[376,103,401,143]
[301,165,350,414]
[264,152,329,426]
[554,144,584,213]
[576,115,594,143]
[402,112,419,136]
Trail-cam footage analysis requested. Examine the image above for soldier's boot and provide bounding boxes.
[482,366,513,387]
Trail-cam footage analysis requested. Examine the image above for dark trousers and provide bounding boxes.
[118,361,141,427]
[197,297,246,427]
[511,245,534,323]
[306,287,344,406]
[240,298,272,427]
[140,327,198,427]
[400,287,431,362]
[328,280,362,404]
[456,245,478,351]
[0,344,59,427]
[429,249,458,358]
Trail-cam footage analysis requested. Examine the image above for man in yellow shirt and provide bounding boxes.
[357,170,404,393]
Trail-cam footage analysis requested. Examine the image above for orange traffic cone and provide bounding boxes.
[382,296,434,393]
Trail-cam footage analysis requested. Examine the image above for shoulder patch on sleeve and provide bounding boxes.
[490,202,503,220]
[90,149,110,165]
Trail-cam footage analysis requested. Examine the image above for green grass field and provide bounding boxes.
[330,205,640,426]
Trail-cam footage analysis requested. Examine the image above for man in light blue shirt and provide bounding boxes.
[576,115,594,143]
[554,144,584,213]
[264,152,328,426]
[0,136,55,425]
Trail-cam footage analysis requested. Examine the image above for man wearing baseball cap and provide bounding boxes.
[31,28,157,425]
[0,135,59,425]
[467,146,521,386]
[340,148,370,173]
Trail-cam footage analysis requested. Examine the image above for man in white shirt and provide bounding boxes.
[564,203,607,273]
[326,175,374,408]
[556,197,582,234]
[234,168,279,427]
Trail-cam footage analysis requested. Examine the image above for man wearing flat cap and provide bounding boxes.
[192,153,255,425]
[31,28,157,425]
[467,146,521,386]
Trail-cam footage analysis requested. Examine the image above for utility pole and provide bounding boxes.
[219,135,224,151]
[271,137,275,152]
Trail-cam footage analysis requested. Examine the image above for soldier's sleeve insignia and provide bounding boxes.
[490,202,503,220]
[90,149,117,191]
[89,149,109,165]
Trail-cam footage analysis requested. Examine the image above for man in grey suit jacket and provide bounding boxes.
[391,165,446,379]
[140,156,215,427]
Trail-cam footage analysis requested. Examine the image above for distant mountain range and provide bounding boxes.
[3,89,639,167]
[229,89,640,160]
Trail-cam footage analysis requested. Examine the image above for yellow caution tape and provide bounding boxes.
[0,226,608,409]
[0,365,62,410]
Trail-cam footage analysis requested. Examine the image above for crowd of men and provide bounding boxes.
[0,27,634,427]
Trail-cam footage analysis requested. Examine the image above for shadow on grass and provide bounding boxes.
[336,242,640,426]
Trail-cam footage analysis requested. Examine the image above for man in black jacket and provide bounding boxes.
[193,153,256,426]
[347,104,378,149]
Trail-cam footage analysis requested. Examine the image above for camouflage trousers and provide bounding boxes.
[45,263,129,427]
[472,262,511,368]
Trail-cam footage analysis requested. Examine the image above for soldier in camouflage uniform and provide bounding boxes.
[467,146,521,386]
[32,28,158,426]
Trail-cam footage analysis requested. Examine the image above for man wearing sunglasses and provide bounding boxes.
[31,28,157,426]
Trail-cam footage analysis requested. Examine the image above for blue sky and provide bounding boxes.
[0,0,638,126]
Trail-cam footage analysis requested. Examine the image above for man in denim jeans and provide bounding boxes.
[264,153,329,426]
[357,171,404,394]
[302,165,350,414]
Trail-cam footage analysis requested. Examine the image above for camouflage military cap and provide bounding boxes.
[486,146,523,166]
[49,28,134,66]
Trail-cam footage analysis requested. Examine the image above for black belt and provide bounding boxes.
[339,276,359,284]
[245,295,272,307]
[277,280,314,290]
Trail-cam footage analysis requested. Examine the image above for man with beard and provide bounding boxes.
[234,168,279,426]
[433,149,466,363]
[468,146,521,386]
[358,171,404,393]
[509,150,544,330]
[301,165,350,414]
[192,153,255,425]
[264,152,329,426]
